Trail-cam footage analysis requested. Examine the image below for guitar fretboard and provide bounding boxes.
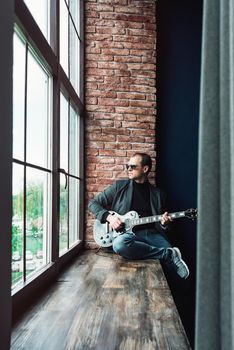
[130,211,186,227]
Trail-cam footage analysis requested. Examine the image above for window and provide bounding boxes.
[12,0,84,291]
[12,29,52,287]
[23,0,50,41]
[60,0,81,95]
[59,94,80,255]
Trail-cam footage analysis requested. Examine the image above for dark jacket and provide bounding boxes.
[88,179,170,233]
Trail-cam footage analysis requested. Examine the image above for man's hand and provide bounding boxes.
[160,212,172,226]
[107,214,124,231]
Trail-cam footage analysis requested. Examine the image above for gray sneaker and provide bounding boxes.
[167,247,189,279]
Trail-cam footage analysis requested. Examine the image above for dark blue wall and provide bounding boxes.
[156,1,203,347]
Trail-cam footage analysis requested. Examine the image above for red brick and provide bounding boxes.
[96,41,124,49]
[86,76,104,82]
[86,105,115,113]
[115,20,143,29]
[92,112,115,119]
[85,82,98,90]
[85,0,156,245]
[128,28,155,37]
[101,48,130,56]
[100,13,128,21]
[87,170,113,178]
[86,33,113,41]
[137,115,156,123]
[96,164,124,171]
[86,68,115,76]
[113,35,142,43]
[97,0,127,5]
[86,90,117,98]
[96,27,126,35]
[122,42,155,50]
[130,100,156,108]
[98,97,129,107]
[127,63,156,70]
[102,127,130,136]
[86,25,96,33]
[86,18,115,27]
[99,149,127,157]
[117,135,145,143]
[98,61,128,70]
[114,55,142,63]
[131,128,155,136]
[86,97,98,105]
[122,121,150,129]
[85,46,101,54]
[115,107,148,115]
[86,141,105,149]
[85,3,114,12]
[121,76,155,86]
[131,143,155,150]
[85,61,98,68]
[129,85,156,93]
[84,11,100,18]
[117,92,145,100]
[104,76,121,83]
[115,6,144,14]
[87,156,115,164]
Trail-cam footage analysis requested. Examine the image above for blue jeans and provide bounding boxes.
[112,229,172,261]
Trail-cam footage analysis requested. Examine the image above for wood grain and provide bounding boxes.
[11,251,191,350]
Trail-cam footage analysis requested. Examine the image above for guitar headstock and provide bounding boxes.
[184,208,198,220]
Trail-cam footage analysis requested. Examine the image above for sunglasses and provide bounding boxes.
[125,164,139,170]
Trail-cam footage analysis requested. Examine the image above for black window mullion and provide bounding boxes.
[23,43,28,282]
[67,103,70,250]
[68,2,71,82]
[13,159,52,174]
[51,0,60,263]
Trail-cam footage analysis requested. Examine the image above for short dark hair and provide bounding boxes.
[132,152,152,173]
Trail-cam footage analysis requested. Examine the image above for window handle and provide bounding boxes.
[59,168,68,189]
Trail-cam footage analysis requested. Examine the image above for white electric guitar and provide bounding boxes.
[93,208,197,247]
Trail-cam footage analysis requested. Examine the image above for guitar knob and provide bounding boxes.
[100,237,103,240]
[106,235,109,238]
[103,241,106,244]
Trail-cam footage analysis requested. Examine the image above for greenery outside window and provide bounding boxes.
[12,0,84,294]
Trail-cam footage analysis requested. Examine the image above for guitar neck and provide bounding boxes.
[130,211,186,227]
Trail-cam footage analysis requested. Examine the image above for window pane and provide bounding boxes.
[24,0,49,40]
[59,174,68,254]
[60,0,69,75]
[69,105,79,176]
[69,20,79,94]
[69,177,79,245]
[13,33,25,161]
[60,93,69,171]
[26,51,51,169]
[26,168,51,278]
[69,0,79,35]
[12,163,24,287]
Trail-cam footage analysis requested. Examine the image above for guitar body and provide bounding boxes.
[93,211,139,247]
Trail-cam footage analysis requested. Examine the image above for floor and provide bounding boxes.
[11,250,191,350]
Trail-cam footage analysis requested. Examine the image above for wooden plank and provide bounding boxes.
[11,251,191,350]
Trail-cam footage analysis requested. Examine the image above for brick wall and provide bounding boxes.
[84,0,157,248]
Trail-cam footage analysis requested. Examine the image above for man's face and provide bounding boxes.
[126,155,148,181]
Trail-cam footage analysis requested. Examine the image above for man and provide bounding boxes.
[88,152,189,279]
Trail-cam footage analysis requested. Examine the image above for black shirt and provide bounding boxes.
[130,180,155,232]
